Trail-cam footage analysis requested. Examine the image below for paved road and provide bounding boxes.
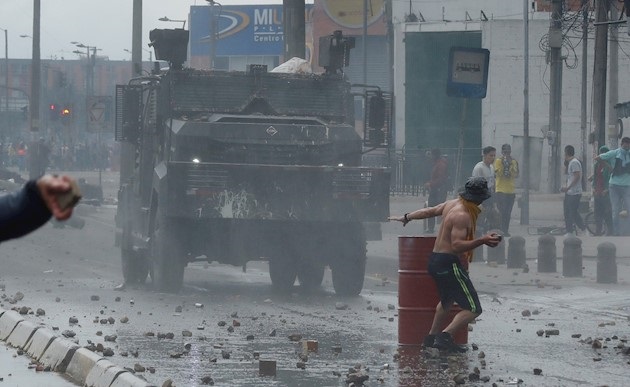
[1,171,629,386]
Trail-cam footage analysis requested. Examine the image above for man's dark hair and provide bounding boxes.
[431,148,442,159]
[565,145,575,156]
[482,146,496,155]
[621,137,630,144]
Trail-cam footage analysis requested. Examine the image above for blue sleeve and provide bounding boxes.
[0,180,52,243]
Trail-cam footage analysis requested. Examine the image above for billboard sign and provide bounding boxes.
[190,4,313,61]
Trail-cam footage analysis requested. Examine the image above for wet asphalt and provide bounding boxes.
[0,171,629,386]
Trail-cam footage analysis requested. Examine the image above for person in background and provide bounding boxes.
[595,137,630,236]
[472,146,497,233]
[589,145,613,236]
[0,175,75,243]
[389,177,501,352]
[494,144,519,236]
[561,145,585,236]
[423,148,449,234]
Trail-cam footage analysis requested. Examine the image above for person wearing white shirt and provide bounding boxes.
[560,145,585,236]
[472,146,497,233]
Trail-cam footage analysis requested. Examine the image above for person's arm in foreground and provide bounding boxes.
[0,175,74,242]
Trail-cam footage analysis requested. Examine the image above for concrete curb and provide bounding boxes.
[0,307,156,387]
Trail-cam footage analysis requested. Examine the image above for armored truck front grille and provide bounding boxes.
[186,164,228,190]
[332,170,372,199]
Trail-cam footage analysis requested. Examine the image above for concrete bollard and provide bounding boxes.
[562,236,582,277]
[537,234,557,273]
[487,239,506,264]
[507,236,526,268]
[597,242,617,284]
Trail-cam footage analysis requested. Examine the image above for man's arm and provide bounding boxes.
[511,160,519,178]
[0,175,74,243]
[0,180,52,242]
[388,201,447,226]
[450,212,501,253]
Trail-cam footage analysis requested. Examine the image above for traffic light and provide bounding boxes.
[49,103,58,121]
[60,105,73,126]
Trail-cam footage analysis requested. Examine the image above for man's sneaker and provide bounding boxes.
[422,334,436,348]
[433,332,468,353]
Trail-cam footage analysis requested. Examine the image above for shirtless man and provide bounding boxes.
[389,176,501,352]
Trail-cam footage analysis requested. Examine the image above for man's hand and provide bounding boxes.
[483,232,502,248]
[560,186,568,193]
[36,175,75,221]
[388,215,410,227]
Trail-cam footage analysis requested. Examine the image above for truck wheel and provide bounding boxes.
[269,257,297,292]
[151,229,185,292]
[331,256,366,296]
[297,261,325,290]
[121,249,148,284]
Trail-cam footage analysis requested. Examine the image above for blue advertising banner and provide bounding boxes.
[190,5,312,57]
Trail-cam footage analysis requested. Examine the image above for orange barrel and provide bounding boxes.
[398,236,468,345]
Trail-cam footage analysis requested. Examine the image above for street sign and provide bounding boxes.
[87,96,111,132]
[447,47,490,99]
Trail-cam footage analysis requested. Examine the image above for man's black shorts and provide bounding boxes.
[427,252,482,314]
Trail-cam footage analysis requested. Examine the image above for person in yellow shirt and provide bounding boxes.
[494,144,519,236]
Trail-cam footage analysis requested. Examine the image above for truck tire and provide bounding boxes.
[121,249,149,284]
[269,257,297,293]
[151,228,185,292]
[331,256,366,296]
[297,260,325,290]
[331,225,367,296]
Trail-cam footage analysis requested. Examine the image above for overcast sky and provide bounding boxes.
[0,0,301,61]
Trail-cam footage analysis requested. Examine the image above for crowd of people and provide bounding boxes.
[1,139,117,173]
[424,144,518,237]
[423,139,630,238]
[386,137,630,355]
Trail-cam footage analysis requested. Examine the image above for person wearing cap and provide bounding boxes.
[561,145,585,236]
[389,177,502,352]
[595,137,630,235]
[494,144,519,237]
[589,145,613,235]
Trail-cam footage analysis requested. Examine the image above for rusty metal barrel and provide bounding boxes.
[398,236,468,346]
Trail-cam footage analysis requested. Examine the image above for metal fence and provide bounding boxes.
[363,147,480,196]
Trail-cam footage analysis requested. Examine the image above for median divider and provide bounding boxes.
[0,307,156,387]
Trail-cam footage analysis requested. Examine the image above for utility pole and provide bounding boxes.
[283,0,305,60]
[121,0,142,185]
[2,28,8,140]
[29,0,41,180]
[593,0,609,151]
[608,4,619,149]
[547,0,563,193]
[363,0,368,84]
[521,0,530,224]
[580,0,588,178]
[132,0,142,78]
